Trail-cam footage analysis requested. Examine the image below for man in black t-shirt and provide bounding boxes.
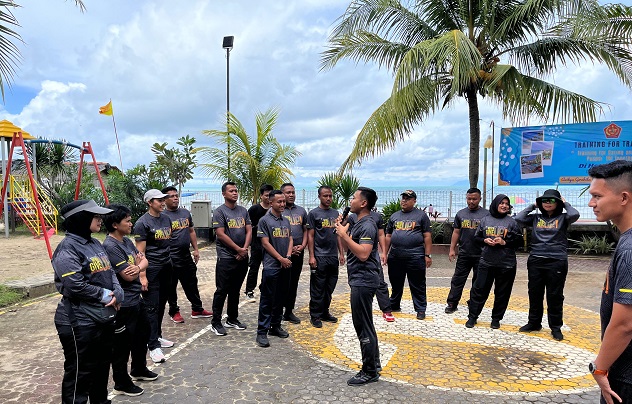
[445,188,488,314]
[588,161,632,404]
[335,187,381,386]
[245,184,273,301]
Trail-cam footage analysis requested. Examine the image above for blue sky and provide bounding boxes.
[3,0,632,190]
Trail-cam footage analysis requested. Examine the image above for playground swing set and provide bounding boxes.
[1,127,109,259]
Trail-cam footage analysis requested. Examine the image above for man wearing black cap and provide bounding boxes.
[133,189,174,363]
[515,189,580,341]
[384,190,432,320]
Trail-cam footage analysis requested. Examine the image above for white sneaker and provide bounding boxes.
[158,337,174,348]
[149,348,165,363]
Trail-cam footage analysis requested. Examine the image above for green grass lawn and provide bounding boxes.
[0,285,24,308]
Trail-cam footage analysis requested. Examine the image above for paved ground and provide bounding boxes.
[0,243,609,403]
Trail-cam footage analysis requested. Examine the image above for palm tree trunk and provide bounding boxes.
[466,88,480,189]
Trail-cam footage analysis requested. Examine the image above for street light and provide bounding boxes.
[483,134,493,208]
[222,35,234,175]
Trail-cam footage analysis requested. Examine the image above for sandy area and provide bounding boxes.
[0,233,64,283]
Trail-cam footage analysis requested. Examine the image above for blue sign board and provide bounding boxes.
[498,121,632,185]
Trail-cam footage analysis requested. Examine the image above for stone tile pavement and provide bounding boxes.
[0,245,609,403]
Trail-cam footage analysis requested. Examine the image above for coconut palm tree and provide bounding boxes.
[317,171,360,209]
[0,1,85,99]
[321,0,632,188]
[198,108,301,205]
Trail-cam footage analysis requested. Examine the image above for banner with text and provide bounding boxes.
[498,121,632,186]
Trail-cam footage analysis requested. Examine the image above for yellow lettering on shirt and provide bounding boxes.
[461,219,481,229]
[272,227,290,238]
[485,226,508,238]
[227,217,246,229]
[394,220,416,231]
[154,227,172,240]
[171,217,190,231]
[321,218,335,228]
[535,219,559,229]
[89,255,112,273]
[285,214,303,226]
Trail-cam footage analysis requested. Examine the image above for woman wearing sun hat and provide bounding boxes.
[515,189,580,341]
[52,199,123,404]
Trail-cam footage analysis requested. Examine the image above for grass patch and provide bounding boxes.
[0,285,25,308]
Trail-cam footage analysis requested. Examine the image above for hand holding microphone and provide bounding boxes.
[333,206,351,234]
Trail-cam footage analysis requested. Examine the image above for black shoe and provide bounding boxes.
[225,318,247,330]
[256,334,270,348]
[444,305,458,314]
[113,384,144,397]
[416,312,426,320]
[490,319,501,329]
[283,312,301,324]
[519,323,542,332]
[551,330,564,341]
[347,370,380,386]
[310,317,322,328]
[269,326,289,338]
[465,318,477,328]
[321,313,338,323]
[130,369,158,381]
[211,323,227,336]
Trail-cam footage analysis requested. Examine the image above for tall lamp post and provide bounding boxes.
[222,35,234,175]
[483,134,493,208]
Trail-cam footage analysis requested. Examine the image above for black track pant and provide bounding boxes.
[350,285,379,376]
[143,263,173,350]
[168,248,204,315]
[284,251,304,314]
[309,256,339,319]
[526,255,568,331]
[468,261,516,321]
[376,262,392,312]
[258,265,290,334]
[112,301,150,389]
[56,322,114,404]
[245,243,263,294]
[446,255,480,308]
[212,257,248,324]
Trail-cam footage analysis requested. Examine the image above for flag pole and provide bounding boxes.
[110,101,123,170]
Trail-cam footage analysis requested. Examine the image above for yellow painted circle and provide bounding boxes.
[291,287,600,395]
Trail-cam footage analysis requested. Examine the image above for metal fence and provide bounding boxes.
[180,188,595,221]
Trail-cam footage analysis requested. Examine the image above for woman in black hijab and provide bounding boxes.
[466,194,522,329]
[52,199,123,404]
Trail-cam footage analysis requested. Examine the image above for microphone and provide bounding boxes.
[333,206,351,234]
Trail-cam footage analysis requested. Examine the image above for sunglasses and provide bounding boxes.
[541,198,557,204]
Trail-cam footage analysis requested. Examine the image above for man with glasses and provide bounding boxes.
[384,190,432,320]
[133,189,175,363]
[162,186,212,324]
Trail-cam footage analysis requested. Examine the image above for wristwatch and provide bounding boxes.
[425,254,432,258]
[588,362,608,376]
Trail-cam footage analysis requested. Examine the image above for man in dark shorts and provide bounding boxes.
[588,160,632,404]
[281,183,308,324]
[384,190,432,320]
[256,190,293,348]
[133,189,175,364]
[445,188,488,314]
[162,186,212,323]
[306,186,344,328]
[211,181,252,336]
[245,184,273,301]
[335,187,381,386]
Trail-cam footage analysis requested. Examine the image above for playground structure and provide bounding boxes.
[1,122,109,258]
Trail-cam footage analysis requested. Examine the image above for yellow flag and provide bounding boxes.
[99,100,113,116]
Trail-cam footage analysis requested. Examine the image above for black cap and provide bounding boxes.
[536,189,563,204]
[401,190,417,199]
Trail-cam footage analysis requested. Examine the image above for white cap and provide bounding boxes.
[144,189,168,203]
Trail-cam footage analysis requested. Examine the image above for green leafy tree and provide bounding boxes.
[317,172,360,209]
[150,135,198,195]
[198,108,301,205]
[0,1,85,99]
[322,0,632,188]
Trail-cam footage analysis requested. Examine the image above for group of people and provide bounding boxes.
[52,159,632,402]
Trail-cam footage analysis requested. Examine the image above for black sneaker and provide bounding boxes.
[256,334,270,347]
[310,317,322,328]
[211,323,227,336]
[131,369,158,381]
[283,312,301,324]
[465,318,477,328]
[416,312,426,320]
[225,319,247,330]
[519,323,542,332]
[444,305,458,314]
[269,326,289,338]
[490,319,501,329]
[551,330,564,341]
[321,313,338,323]
[113,384,144,397]
[347,370,379,386]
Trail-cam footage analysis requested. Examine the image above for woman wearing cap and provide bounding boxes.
[52,199,123,404]
[515,189,580,341]
[466,194,522,329]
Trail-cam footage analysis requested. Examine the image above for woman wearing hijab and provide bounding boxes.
[515,189,580,341]
[466,194,522,329]
[52,199,123,404]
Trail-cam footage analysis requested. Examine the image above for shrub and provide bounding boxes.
[380,199,401,223]
[570,234,614,255]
